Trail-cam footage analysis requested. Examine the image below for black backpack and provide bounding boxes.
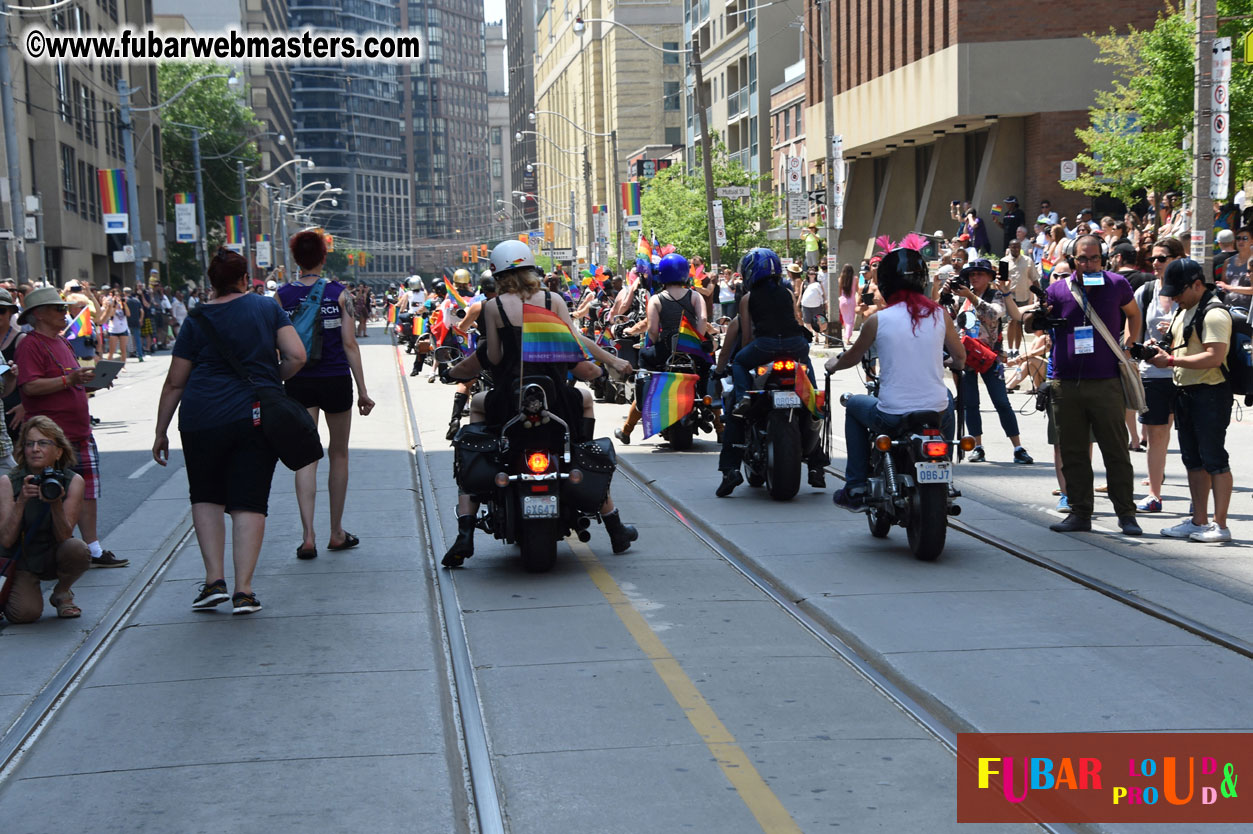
[1180,293,1253,402]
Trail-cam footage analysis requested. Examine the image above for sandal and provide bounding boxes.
[296,545,318,560]
[327,532,360,551]
[50,591,81,619]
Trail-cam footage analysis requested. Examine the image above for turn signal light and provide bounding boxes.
[526,451,551,473]
[702,395,712,405]
[568,468,584,485]
[959,436,977,452]
[772,359,797,371]
[874,435,893,452]
[922,441,949,458]
[756,365,770,376]
[494,472,510,488]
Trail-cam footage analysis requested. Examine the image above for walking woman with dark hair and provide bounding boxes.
[276,231,375,561]
[153,249,308,614]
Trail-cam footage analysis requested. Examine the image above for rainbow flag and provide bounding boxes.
[174,192,193,205]
[794,368,821,417]
[1040,257,1055,280]
[621,182,642,216]
[675,314,713,362]
[386,303,396,325]
[522,303,590,363]
[651,232,661,264]
[415,312,427,337]
[444,277,469,310]
[224,215,242,245]
[63,306,93,339]
[595,329,613,349]
[990,203,1004,219]
[636,231,652,260]
[96,169,127,214]
[640,371,699,438]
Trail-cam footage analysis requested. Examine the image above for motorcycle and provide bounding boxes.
[449,372,619,573]
[639,337,717,451]
[396,310,418,353]
[737,356,824,500]
[838,359,973,561]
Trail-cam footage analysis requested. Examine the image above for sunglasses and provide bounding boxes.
[1238,237,1251,242]
[1150,256,1170,263]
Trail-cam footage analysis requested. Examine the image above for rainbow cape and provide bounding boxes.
[63,307,93,339]
[522,303,590,363]
[444,277,469,311]
[795,368,822,417]
[675,314,713,362]
[640,371,699,438]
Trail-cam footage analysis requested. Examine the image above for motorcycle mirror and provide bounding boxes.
[957,311,978,331]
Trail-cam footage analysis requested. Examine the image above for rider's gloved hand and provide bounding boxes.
[438,364,457,385]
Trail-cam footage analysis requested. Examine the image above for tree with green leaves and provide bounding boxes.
[640,138,778,267]
[159,62,263,287]
[1064,2,1253,204]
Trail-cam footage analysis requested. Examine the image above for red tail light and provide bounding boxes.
[772,359,797,371]
[526,451,551,473]
[922,441,949,459]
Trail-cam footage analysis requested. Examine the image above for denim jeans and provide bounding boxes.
[960,365,1018,439]
[843,393,955,490]
[130,326,144,359]
[731,335,813,403]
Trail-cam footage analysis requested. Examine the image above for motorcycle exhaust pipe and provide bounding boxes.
[576,529,592,543]
[947,504,962,516]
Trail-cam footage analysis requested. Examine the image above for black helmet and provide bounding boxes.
[876,248,929,299]
[478,275,497,295]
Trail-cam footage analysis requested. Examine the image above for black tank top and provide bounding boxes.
[658,288,697,346]
[491,291,568,386]
[748,281,804,339]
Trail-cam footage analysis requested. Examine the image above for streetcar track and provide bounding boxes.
[0,512,194,784]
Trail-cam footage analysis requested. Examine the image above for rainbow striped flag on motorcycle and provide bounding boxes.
[386,303,396,325]
[640,371,699,438]
[444,278,469,311]
[676,314,713,362]
[794,367,822,417]
[522,303,591,363]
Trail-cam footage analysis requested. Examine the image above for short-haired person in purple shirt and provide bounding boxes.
[276,231,376,560]
[1026,234,1143,536]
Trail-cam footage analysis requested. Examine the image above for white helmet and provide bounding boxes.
[489,240,535,274]
[407,276,422,289]
[480,269,493,281]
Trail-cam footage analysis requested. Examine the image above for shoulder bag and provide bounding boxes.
[189,306,324,471]
[1067,283,1148,415]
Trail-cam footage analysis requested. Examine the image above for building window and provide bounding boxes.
[77,161,89,219]
[783,110,790,141]
[61,144,77,214]
[86,164,99,222]
[492,157,502,177]
[665,126,682,146]
[491,126,501,144]
[794,104,802,135]
[664,81,680,111]
[663,42,679,65]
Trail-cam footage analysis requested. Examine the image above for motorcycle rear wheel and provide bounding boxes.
[907,484,947,561]
[519,519,560,572]
[866,506,892,538]
[765,411,801,501]
[664,421,694,451]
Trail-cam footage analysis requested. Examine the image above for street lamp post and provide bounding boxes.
[237,161,251,271]
[530,110,622,266]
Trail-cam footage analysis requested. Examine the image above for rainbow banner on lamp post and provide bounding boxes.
[621,181,642,216]
[98,169,128,234]
[174,192,196,243]
[224,216,243,254]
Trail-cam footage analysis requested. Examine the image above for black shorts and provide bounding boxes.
[1139,377,1176,426]
[285,374,353,414]
[182,419,279,514]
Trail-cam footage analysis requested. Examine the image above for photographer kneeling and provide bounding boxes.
[1,416,89,622]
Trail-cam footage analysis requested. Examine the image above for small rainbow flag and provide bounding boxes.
[1040,257,1055,280]
[676,314,713,362]
[224,215,242,245]
[63,306,93,339]
[640,371,699,438]
[794,367,822,417]
[415,311,428,337]
[522,303,590,364]
[386,303,396,325]
[174,192,193,205]
[595,329,613,349]
[990,203,1004,219]
[444,277,469,310]
[621,182,642,216]
[97,169,127,214]
[636,231,652,260]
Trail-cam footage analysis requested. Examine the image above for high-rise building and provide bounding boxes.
[506,0,538,233]
[290,0,411,281]
[486,22,513,242]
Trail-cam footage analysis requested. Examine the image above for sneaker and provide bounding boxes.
[192,579,229,610]
[1056,494,1070,513]
[1189,523,1232,543]
[231,592,263,615]
[832,487,868,512]
[1136,498,1162,513]
[91,551,129,568]
[715,469,743,497]
[808,467,827,488]
[967,446,986,462]
[1160,519,1209,539]
[1013,446,1034,465]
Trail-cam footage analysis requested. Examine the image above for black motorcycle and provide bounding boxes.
[737,356,824,500]
[639,337,717,451]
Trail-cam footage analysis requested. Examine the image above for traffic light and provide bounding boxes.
[480,244,488,259]
[324,234,335,252]
[462,250,469,263]
[345,253,355,266]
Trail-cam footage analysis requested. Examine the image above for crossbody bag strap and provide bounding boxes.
[188,306,257,390]
[1067,282,1126,358]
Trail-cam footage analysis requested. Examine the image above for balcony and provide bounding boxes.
[727,88,745,121]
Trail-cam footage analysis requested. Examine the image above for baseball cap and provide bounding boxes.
[1158,258,1206,297]
[1036,215,1051,225]
[1078,208,1093,216]
[1110,242,1137,263]
[958,234,971,242]
[1004,196,1019,203]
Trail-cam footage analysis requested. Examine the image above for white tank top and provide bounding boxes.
[874,302,949,415]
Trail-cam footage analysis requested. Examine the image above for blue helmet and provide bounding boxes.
[657,253,690,286]
[739,247,782,288]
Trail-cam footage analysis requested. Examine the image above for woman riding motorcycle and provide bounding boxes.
[442,240,638,566]
[443,274,497,440]
[824,247,966,510]
[614,252,708,444]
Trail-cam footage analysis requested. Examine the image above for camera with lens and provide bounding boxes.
[35,467,69,502]
[1128,342,1160,361]
[949,272,971,290]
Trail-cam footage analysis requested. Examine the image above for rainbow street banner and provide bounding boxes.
[255,234,272,268]
[98,169,128,234]
[621,181,642,216]
[640,371,699,438]
[174,192,196,242]
[224,216,243,253]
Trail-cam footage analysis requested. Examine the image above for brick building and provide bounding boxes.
[768,60,809,239]
[802,0,1164,260]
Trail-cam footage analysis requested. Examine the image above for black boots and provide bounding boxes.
[716,469,744,497]
[580,417,596,444]
[602,509,638,554]
[447,392,469,441]
[410,356,425,377]
[443,515,476,567]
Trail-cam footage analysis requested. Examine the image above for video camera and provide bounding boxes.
[1026,285,1068,332]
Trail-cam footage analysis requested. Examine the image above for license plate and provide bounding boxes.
[915,462,952,484]
[772,391,802,408]
[523,494,559,518]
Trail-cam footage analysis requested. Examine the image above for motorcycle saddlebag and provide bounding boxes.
[452,424,503,495]
[566,437,616,512]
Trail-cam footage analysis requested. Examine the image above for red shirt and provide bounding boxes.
[17,330,91,442]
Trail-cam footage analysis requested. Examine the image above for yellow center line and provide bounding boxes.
[570,540,804,834]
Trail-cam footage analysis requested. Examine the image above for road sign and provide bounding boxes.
[711,199,727,247]
[832,178,845,207]
[831,135,843,158]
[112,245,135,263]
[548,248,574,260]
[716,186,751,199]
[1211,156,1230,199]
[786,157,803,194]
[832,203,844,230]
[1213,112,1230,155]
[787,194,808,221]
[1214,37,1233,83]
[810,189,825,206]
[1060,160,1078,181]
[1245,29,1253,64]
[1191,230,1209,262]
[625,214,642,230]
[256,241,272,268]
[544,221,554,241]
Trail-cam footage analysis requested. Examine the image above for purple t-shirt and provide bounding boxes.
[1046,270,1134,380]
[275,278,350,378]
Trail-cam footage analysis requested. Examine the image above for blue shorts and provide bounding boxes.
[1174,383,1231,474]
